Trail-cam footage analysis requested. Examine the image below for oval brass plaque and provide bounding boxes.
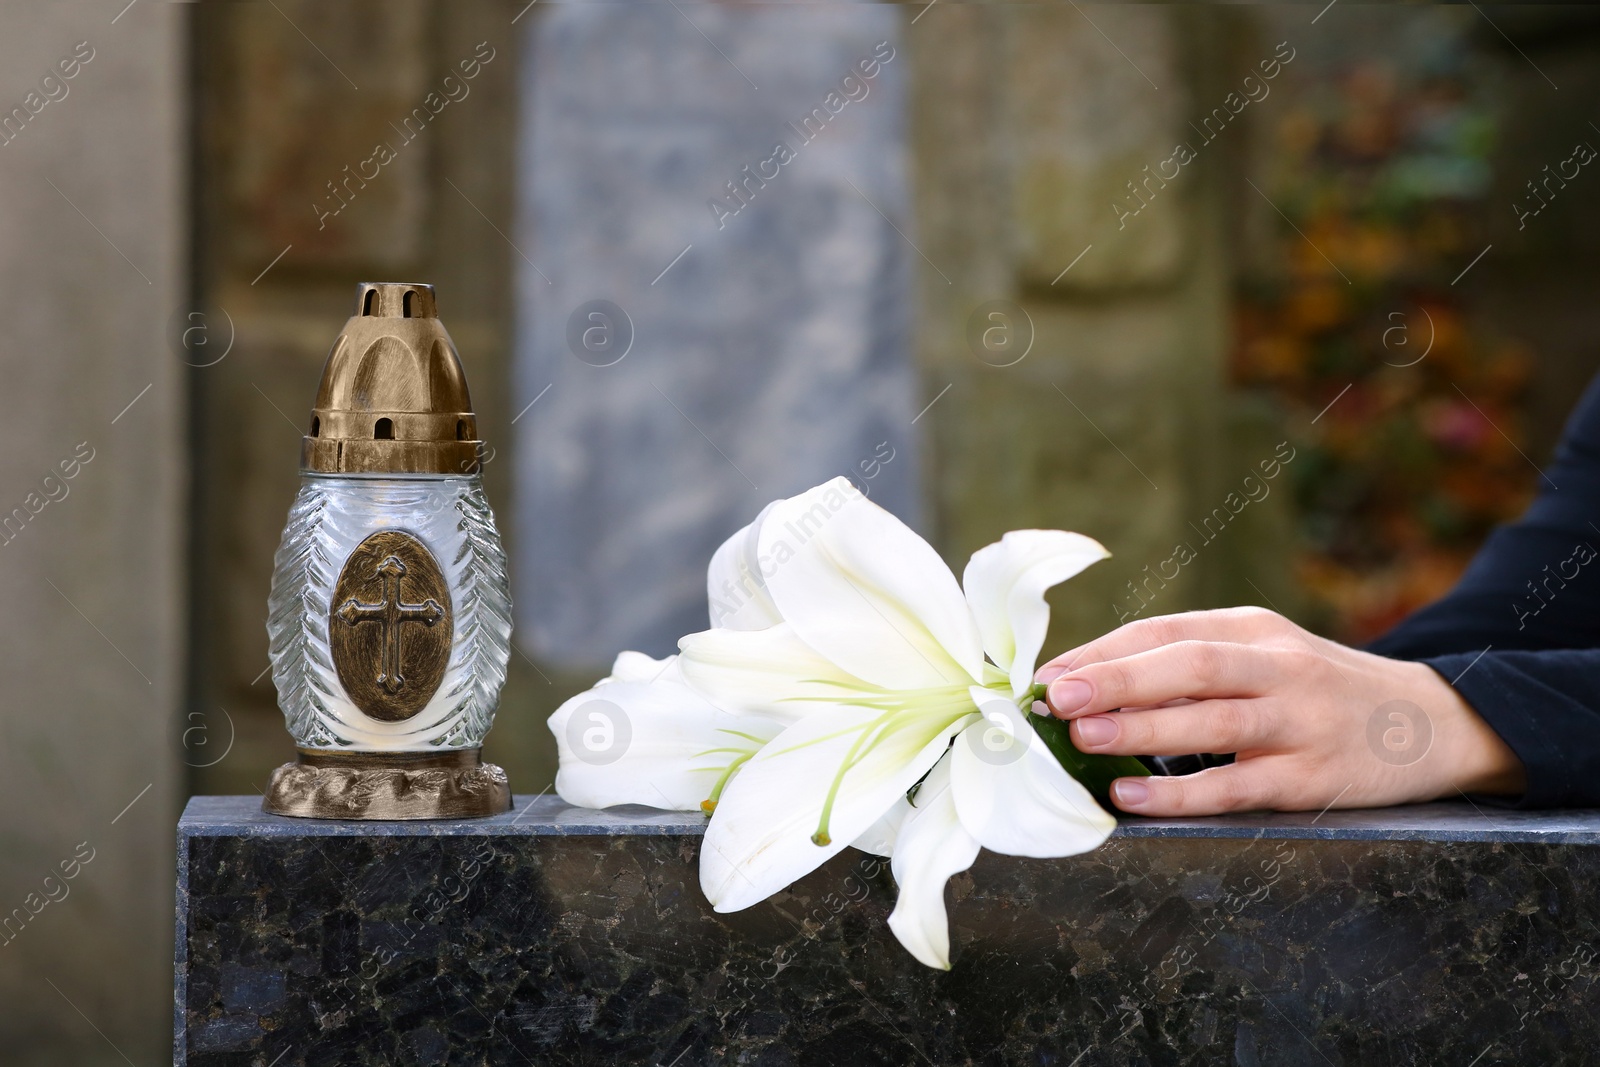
[329,529,453,722]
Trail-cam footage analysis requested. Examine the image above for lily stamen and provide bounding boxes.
[807,688,992,846]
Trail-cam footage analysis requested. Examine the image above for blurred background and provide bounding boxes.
[2,0,1598,1061]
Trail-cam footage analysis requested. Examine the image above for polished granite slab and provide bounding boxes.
[177,796,1600,1066]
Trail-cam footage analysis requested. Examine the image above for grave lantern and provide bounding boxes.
[262,282,513,819]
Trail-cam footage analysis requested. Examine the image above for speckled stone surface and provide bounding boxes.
[177,796,1600,1065]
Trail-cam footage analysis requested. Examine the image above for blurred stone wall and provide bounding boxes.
[908,4,1299,655]
[0,2,184,1062]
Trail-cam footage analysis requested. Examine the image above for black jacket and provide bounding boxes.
[1369,371,1600,807]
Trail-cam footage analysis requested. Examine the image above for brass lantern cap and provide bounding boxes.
[301,282,485,475]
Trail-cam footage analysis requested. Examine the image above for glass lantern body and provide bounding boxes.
[266,472,511,751]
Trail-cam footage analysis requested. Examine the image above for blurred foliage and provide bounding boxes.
[1233,53,1534,643]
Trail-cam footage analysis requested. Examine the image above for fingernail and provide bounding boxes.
[1076,715,1118,747]
[1034,664,1068,685]
[1029,700,1050,717]
[1112,779,1150,807]
[1048,678,1092,715]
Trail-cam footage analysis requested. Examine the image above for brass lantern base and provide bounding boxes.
[262,748,511,820]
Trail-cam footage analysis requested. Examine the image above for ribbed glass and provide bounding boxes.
[266,474,512,751]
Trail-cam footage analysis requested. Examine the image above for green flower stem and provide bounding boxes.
[1024,684,1150,803]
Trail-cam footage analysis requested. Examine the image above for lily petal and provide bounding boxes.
[852,795,910,858]
[605,650,682,685]
[962,530,1110,698]
[678,622,880,724]
[949,688,1116,857]
[700,703,973,913]
[549,680,783,811]
[760,478,984,691]
[885,754,980,970]
[706,502,784,631]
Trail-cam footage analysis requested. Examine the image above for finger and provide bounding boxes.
[1035,607,1287,682]
[1070,698,1277,756]
[1107,763,1284,816]
[1032,697,1192,716]
[1044,641,1286,718]
[1122,698,1197,712]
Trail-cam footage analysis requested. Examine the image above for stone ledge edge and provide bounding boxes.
[176,796,1600,845]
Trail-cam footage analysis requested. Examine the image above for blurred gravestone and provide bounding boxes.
[512,3,919,666]
[0,3,183,1061]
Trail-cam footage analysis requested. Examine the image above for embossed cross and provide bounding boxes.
[337,555,445,693]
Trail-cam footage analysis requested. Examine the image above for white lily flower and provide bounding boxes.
[548,650,789,812]
[678,477,1117,967]
[547,476,1124,969]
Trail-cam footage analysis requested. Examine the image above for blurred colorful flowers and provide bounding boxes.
[1233,50,1533,641]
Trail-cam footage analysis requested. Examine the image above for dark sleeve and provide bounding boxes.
[1367,369,1600,807]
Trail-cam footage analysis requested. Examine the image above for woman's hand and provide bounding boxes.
[1035,607,1526,816]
